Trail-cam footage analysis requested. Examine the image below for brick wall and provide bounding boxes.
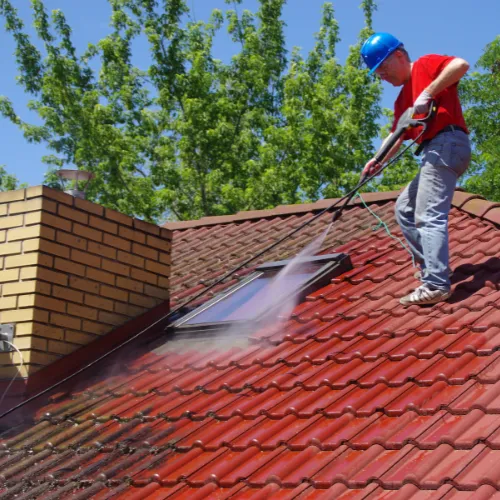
[0,186,171,379]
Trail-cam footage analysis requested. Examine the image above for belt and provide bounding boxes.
[437,124,467,136]
[415,125,467,155]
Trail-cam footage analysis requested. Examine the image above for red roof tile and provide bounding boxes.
[3,189,500,497]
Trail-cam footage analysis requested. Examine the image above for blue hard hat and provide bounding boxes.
[361,32,403,74]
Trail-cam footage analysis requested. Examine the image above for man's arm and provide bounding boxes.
[363,57,469,179]
[414,57,470,114]
[378,132,405,165]
[362,133,405,178]
[426,57,469,97]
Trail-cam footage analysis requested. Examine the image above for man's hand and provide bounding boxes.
[413,89,433,115]
[362,158,383,179]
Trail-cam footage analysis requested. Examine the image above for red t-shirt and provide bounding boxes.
[391,54,469,143]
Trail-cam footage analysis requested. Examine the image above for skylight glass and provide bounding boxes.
[184,264,322,325]
[173,254,352,330]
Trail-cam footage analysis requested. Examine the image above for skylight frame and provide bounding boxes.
[170,253,352,335]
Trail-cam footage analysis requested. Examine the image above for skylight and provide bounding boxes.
[172,253,352,331]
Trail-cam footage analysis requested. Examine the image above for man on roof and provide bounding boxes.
[361,33,471,306]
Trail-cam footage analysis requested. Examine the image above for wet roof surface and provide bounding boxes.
[2,191,500,498]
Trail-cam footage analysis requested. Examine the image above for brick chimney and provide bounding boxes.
[0,186,171,380]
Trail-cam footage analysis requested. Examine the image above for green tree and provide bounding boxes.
[254,0,382,205]
[0,0,382,221]
[0,0,162,219]
[461,36,500,200]
[0,165,20,191]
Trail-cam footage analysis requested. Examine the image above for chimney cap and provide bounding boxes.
[56,169,94,182]
[56,169,94,199]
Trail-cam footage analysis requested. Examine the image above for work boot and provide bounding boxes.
[400,285,451,306]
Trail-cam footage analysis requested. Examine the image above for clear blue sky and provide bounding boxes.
[0,0,498,187]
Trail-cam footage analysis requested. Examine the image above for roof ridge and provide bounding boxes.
[164,190,403,230]
[164,189,497,231]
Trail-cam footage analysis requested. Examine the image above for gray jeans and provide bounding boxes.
[395,129,471,291]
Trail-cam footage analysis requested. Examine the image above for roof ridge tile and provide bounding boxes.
[164,190,403,230]
[164,189,498,231]
[452,190,486,209]
[482,206,500,226]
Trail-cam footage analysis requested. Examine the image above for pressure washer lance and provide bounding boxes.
[0,105,436,423]
[331,103,437,224]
